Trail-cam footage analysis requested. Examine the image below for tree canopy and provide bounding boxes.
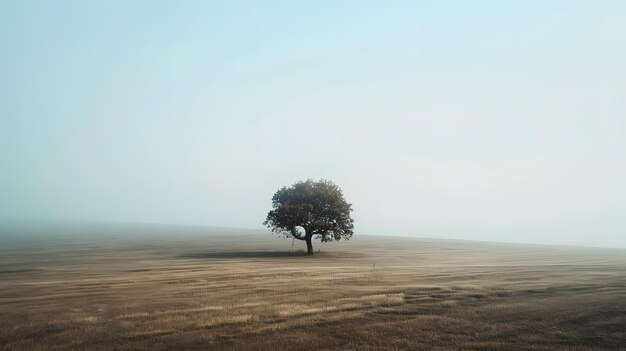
[264,179,354,255]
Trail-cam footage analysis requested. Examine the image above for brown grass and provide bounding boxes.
[1,225,625,350]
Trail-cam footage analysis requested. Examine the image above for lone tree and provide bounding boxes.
[264,179,354,255]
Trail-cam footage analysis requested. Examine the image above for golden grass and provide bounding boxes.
[1,225,625,350]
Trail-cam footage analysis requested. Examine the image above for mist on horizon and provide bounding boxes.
[1,1,625,248]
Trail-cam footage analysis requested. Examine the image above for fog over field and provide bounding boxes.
[1,223,625,350]
[1,2,626,349]
[1,1,626,247]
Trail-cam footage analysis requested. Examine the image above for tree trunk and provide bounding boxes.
[305,236,313,255]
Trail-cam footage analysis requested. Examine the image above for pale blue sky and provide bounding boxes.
[1,1,625,247]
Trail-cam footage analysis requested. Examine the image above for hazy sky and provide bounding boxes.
[1,1,625,247]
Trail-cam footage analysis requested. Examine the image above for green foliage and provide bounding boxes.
[264,179,354,252]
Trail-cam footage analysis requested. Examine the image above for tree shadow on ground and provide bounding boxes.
[176,250,313,259]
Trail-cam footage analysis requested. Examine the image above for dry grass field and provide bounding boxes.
[1,223,625,350]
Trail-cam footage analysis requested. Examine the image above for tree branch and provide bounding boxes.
[290,228,305,240]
